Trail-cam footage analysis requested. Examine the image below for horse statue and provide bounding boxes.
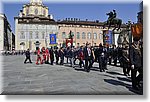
[103,11,122,31]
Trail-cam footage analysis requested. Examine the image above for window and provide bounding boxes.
[87,32,91,39]
[94,33,97,39]
[76,32,80,39]
[43,10,46,15]
[99,33,103,39]
[42,32,45,39]
[35,31,39,39]
[26,8,29,15]
[20,31,25,39]
[100,31,103,39]
[82,32,86,39]
[35,8,38,15]
[29,31,33,39]
[62,32,66,39]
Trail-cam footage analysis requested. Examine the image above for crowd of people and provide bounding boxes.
[2,38,142,91]
[25,39,142,90]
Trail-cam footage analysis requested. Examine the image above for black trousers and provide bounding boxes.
[108,57,112,65]
[84,57,92,72]
[60,58,64,65]
[98,56,105,72]
[123,62,130,75]
[56,57,59,64]
[131,67,143,88]
[79,59,84,68]
[51,60,54,65]
[24,57,32,63]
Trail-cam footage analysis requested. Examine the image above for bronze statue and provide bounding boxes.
[103,10,122,31]
[68,30,74,39]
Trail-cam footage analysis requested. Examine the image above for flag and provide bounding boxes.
[105,30,113,45]
[49,34,57,45]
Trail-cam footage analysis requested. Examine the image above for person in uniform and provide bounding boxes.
[98,43,105,72]
[36,48,43,65]
[49,47,54,65]
[41,47,46,64]
[45,48,49,64]
[83,43,93,72]
[24,49,32,64]
[78,46,84,68]
[117,45,123,67]
[122,45,130,76]
[54,47,59,65]
[59,47,64,65]
[68,47,74,67]
[112,45,117,66]
[130,37,142,90]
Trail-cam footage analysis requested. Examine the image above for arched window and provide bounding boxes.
[100,31,103,39]
[76,32,80,39]
[29,31,33,39]
[35,8,38,15]
[94,33,97,39]
[20,31,25,39]
[87,32,91,39]
[35,31,39,39]
[82,32,86,39]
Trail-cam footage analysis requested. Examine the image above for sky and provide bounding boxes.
[1,0,142,33]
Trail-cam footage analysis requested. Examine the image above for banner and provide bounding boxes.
[104,30,113,45]
[49,34,57,45]
[66,38,73,47]
[131,23,143,39]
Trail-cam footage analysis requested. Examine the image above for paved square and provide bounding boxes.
[1,55,142,95]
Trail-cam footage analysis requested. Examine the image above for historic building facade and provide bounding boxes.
[0,13,14,51]
[57,19,104,47]
[15,0,58,51]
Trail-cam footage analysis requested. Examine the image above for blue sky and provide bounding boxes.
[2,1,141,33]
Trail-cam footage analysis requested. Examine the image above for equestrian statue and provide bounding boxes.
[103,10,122,31]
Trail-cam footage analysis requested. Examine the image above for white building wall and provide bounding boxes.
[16,22,58,51]
[0,15,4,51]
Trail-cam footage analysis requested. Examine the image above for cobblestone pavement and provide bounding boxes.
[1,55,142,95]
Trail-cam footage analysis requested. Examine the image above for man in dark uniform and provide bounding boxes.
[59,47,64,65]
[24,49,32,64]
[54,47,59,65]
[122,45,130,76]
[112,45,117,66]
[49,47,54,65]
[130,37,142,90]
[98,43,105,72]
[117,44,123,67]
[83,43,93,72]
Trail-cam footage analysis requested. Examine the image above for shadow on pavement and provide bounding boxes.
[117,77,132,82]
[104,79,143,95]
[106,71,124,76]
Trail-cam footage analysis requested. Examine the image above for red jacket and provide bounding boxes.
[37,49,41,56]
[79,51,84,60]
[45,49,49,56]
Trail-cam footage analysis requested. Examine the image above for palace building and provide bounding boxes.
[57,19,104,47]
[15,0,58,51]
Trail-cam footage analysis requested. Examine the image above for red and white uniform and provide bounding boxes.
[42,47,46,63]
[36,48,43,64]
